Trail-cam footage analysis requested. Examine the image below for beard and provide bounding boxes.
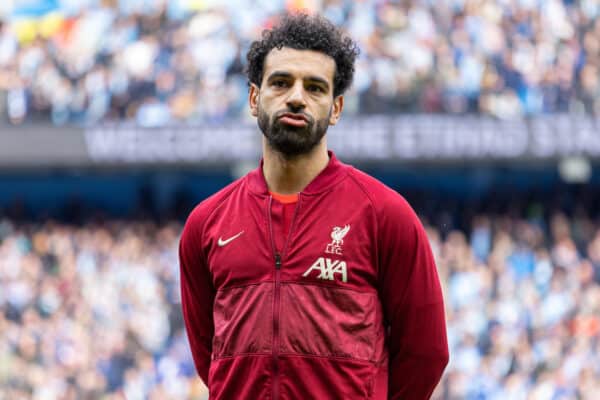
[258,106,330,157]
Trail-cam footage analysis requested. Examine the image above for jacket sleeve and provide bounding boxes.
[377,195,449,399]
[179,208,215,385]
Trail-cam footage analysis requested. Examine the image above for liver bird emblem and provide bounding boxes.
[331,225,351,246]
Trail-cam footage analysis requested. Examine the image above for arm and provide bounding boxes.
[179,209,215,385]
[378,197,449,399]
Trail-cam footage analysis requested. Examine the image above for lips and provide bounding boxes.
[278,113,308,127]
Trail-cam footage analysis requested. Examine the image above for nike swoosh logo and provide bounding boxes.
[218,231,244,247]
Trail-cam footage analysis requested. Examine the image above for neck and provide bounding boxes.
[262,139,329,195]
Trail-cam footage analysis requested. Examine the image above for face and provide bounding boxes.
[249,47,344,157]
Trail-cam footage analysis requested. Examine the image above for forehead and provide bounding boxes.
[263,47,335,84]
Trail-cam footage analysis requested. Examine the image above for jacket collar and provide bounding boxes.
[247,150,350,196]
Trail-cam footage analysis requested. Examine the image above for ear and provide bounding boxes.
[249,83,259,117]
[329,95,344,126]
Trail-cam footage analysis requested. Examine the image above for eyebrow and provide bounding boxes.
[266,71,330,91]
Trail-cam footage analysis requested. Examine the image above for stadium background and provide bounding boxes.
[1,0,600,399]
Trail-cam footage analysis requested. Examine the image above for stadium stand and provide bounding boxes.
[0,0,599,125]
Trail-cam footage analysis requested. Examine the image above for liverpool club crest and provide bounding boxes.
[325,225,350,255]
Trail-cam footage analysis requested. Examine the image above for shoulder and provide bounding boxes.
[346,167,417,223]
[183,177,245,235]
[346,168,430,259]
[180,177,245,258]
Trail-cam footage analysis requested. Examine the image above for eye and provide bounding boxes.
[307,84,324,93]
[272,79,288,88]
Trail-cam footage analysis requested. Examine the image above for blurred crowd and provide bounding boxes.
[431,211,600,399]
[0,0,599,126]
[1,205,600,398]
[0,220,207,400]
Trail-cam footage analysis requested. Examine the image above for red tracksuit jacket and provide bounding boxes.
[180,151,448,399]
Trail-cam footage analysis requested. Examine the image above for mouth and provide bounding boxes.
[278,113,309,128]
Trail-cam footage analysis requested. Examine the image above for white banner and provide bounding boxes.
[84,115,600,164]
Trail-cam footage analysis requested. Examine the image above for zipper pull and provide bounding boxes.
[275,253,282,269]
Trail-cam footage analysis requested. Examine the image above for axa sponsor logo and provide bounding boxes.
[302,257,348,283]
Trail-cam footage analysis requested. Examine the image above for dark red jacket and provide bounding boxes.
[180,152,448,399]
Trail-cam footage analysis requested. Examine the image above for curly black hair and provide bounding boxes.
[246,13,360,98]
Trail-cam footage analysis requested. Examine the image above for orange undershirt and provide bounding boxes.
[270,191,298,204]
[270,192,298,250]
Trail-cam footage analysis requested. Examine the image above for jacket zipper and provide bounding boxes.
[273,252,281,400]
[268,194,301,400]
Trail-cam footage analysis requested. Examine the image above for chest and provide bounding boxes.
[204,195,379,291]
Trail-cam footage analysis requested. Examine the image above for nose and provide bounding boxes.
[286,81,306,111]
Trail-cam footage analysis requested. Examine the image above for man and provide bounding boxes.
[180,13,448,399]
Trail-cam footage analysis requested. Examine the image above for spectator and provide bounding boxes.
[0,0,599,125]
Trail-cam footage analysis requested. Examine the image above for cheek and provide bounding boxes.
[258,93,278,111]
[317,102,334,119]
